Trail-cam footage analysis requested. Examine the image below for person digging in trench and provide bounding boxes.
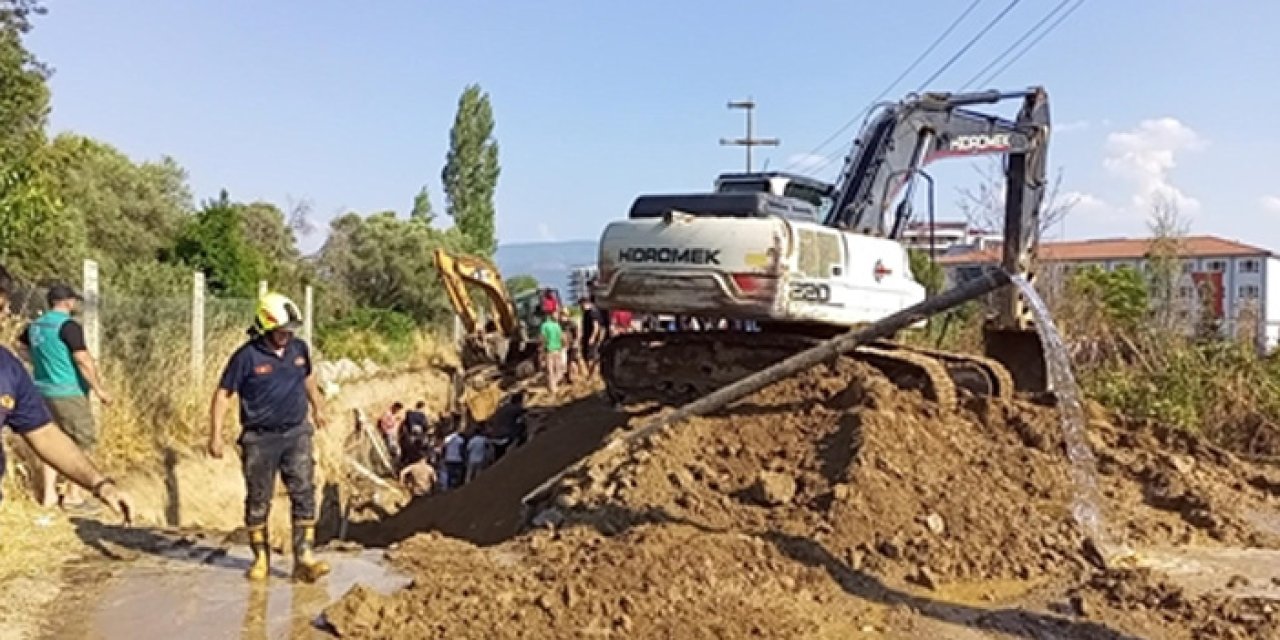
[207,292,330,583]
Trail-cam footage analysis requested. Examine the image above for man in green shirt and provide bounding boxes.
[20,284,112,509]
[539,311,565,395]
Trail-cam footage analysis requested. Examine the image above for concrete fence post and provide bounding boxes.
[81,259,101,419]
[192,271,206,388]
[303,285,314,345]
[258,280,268,298]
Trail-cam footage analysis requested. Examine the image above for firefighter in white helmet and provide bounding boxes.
[207,292,330,582]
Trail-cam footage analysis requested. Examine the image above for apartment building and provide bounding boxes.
[901,221,1002,254]
[936,235,1280,349]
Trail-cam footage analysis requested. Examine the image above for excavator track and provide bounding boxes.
[599,330,1009,409]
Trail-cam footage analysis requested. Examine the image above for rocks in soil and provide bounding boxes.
[752,471,796,506]
[323,360,1280,640]
[923,512,946,535]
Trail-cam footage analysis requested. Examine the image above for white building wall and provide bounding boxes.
[1264,257,1280,350]
[941,250,1276,350]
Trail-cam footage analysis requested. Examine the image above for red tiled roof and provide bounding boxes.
[934,235,1272,265]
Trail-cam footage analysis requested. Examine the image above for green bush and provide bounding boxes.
[316,307,419,364]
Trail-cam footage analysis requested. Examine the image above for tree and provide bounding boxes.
[410,185,435,225]
[0,0,64,278]
[286,196,317,239]
[504,274,538,295]
[173,191,269,296]
[907,249,943,296]
[0,159,78,279]
[1069,265,1150,332]
[317,211,463,323]
[240,200,303,289]
[1145,195,1190,331]
[956,159,1078,241]
[441,84,500,256]
[0,0,47,33]
[41,134,190,279]
[0,0,49,166]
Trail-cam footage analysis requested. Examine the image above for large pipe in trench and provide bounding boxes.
[520,269,1015,515]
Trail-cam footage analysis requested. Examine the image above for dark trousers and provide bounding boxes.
[238,423,316,527]
[445,461,465,489]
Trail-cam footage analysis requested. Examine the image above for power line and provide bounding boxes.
[781,0,985,173]
[805,0,1028,178]
[912,0,1024,92]
[977,0,1086,87]
[958,0,1074,92]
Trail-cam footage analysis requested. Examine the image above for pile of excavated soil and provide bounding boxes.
[1067,568,1280,640]
[326,360,1280,639]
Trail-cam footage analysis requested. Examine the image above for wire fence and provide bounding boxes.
[2,260,317,466]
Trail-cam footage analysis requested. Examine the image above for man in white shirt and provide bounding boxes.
[465,431,491,483]
[441,429,466,490]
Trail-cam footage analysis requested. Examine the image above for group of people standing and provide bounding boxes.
[535,295,628,394]
[375,392,529,496]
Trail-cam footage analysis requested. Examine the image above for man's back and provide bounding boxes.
[466,434,489,463]
[540,319,564,352]
[404,409,428,430]
[442,432,466,462]
[23,311,88,398]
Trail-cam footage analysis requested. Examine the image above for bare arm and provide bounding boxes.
[72,350,110,401]
[305,372,328,429]
[23,423,130,516]
[207,387,233,457]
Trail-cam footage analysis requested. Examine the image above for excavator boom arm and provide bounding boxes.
[826,87,1050,297]
[433,248,521,337]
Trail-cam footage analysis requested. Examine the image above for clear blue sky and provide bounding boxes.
[24,1,1280,253]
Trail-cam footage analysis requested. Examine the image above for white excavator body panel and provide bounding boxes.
[595,214,925,326]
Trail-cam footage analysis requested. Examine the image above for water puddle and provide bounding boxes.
[1010,276,1124,563]
[1133,546,1280,600]
[928,577,1046,606]
[68,545,408,639]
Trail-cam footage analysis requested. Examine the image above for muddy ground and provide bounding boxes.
[324,361,1280,639]
[6,360,1280,639]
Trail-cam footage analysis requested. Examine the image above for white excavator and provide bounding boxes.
[592,87,1051,407]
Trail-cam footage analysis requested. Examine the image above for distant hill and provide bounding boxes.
[495,240,598,292]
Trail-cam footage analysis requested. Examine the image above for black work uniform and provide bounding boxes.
[218,335,317,527]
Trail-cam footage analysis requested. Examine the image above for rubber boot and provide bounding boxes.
[291,521,330,583]
[246,526,270,581]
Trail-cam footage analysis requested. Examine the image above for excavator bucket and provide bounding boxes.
[981,326,1047,393]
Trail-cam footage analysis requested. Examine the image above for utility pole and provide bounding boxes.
[720,98,779,173]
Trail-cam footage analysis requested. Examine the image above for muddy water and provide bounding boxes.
[1010,276,1120,561]
[49,546,408,639]
[1135,546,1280,600]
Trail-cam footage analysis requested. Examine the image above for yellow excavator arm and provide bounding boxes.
[433,248,520,338]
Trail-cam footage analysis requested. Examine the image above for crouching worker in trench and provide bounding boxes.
[207,292,330,583]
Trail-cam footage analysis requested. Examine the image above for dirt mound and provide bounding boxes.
[1070,568,1280,640]
[328,361,1280,639]
[541,361,1279,584]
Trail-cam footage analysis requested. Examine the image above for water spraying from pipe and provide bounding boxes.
[1009,275,1131,566]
